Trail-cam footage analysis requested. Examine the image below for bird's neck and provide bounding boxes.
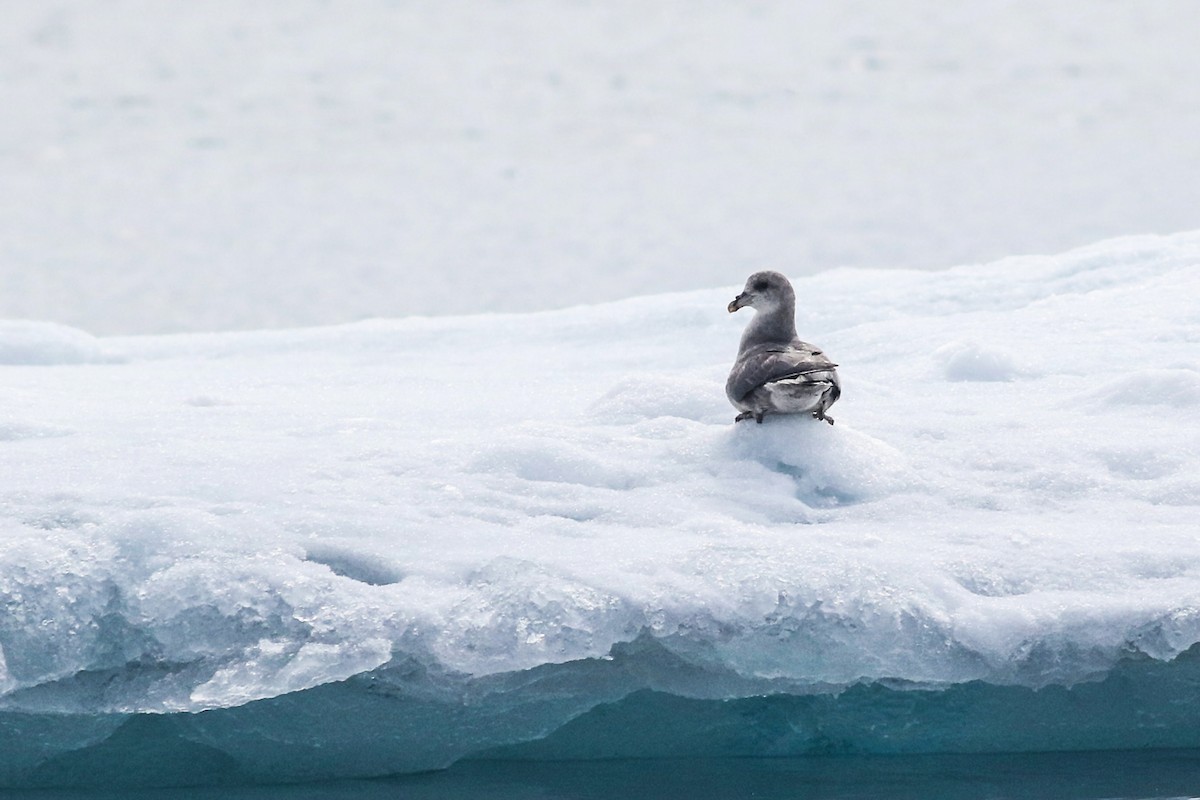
[740,300,798,350]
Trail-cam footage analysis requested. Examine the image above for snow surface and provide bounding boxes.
[2,232,1199,726]
[3,1,1200,334]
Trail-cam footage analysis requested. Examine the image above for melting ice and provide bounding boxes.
[2,233,1200,785]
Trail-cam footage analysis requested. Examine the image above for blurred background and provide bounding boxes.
[2,0,1199,335]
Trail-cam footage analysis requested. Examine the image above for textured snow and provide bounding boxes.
[0,322,118,366]
[2,232,1199,719]
[2,1,1200,334]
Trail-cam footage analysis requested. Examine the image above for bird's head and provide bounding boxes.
[728,270,794,313]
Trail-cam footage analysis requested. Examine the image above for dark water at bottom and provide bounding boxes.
[5,750,1199,800]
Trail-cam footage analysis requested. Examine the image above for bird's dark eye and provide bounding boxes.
[752,279,769,292]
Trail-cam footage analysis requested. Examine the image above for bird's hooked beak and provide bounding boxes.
[728,292,750,313]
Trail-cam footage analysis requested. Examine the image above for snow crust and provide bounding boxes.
[2,233,1199,725]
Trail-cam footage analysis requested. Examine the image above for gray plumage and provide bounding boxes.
[725,271,840,424]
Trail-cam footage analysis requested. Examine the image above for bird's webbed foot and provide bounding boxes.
[813,410,835,425]
[734,411,755,423]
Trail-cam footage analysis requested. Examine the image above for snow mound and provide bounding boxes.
[0,322,118,365]
[1082,368,1200,409]
[588,374,726,424]
[934,340,1025,382]
[724,417,915,507]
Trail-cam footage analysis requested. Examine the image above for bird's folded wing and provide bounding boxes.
[728,345,837,402]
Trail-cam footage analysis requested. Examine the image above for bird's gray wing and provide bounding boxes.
[727,343,837,403]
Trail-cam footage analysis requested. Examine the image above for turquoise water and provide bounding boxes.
[5,751,1199,800]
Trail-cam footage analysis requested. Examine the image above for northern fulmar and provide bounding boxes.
[726,271,840,424]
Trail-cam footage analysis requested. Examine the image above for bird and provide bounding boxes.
[725,271,840,425]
